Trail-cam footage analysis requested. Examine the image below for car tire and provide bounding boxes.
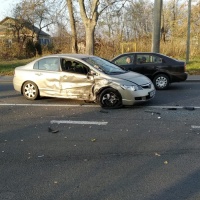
[22,81,39,100]
[153,74,169,90]
[99,88,122,109]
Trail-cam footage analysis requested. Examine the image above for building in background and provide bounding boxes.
[0,17,51,47]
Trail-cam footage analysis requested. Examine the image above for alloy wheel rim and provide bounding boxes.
[24,83,36,98]
[102,92,119,106]
[156,77,167,88]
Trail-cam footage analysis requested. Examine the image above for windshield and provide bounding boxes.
[82,56,126,74]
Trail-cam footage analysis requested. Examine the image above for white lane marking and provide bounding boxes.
[0,103,99,107]
[191,125,200,129]
[0,104,200,109]
[50,120,108,125]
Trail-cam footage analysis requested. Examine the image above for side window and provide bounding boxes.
[33,62,39,69]
[152,56,163,63]
[114,55,134,65]
[61,58,89,75]
[35,58,60,71]
[136,55,148,64]
[72,61,89,75]
[137,55,163,64]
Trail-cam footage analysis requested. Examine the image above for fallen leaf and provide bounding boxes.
[155,152,161,156]
[164,161,168,164]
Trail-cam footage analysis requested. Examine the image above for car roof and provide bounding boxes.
[117,52,165,56]
[42,54,94,59]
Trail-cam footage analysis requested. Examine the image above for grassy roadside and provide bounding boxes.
[0,58,35,76]
[185,58,200,75]
[0,57,200,76]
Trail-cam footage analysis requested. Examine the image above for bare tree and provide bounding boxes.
[77,0,127,55]
[15,0,55,41]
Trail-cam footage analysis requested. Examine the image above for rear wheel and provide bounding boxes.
[99,88,122,109]
[153,74,169,90]
[22,81,39,100]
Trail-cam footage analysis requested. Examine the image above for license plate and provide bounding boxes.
[149,90,155,97]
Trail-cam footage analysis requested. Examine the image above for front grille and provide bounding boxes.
[141,83,151,89]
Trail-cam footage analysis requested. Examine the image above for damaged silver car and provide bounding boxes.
[13,54,155,108]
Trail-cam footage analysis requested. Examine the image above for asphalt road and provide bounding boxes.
[1,81,200,200]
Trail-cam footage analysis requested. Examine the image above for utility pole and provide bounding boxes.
[152,0,163,53]
[186,0,191,63]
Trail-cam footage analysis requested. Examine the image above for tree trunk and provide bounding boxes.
[78,0,99,55]
[66,0,78,53]
[85,23,95,55]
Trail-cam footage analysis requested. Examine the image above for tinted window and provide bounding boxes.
[114,55,134,65]
[136,55,163,64]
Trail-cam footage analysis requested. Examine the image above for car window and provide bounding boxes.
[83,56,126,74]
[152,56,163,63]
[33,58,60,71]
[61,58,89,75]
[114,55,134,65]
[136,55,163,64]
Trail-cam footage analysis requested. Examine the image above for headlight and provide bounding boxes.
[121,84,139,91]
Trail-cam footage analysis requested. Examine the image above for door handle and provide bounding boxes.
[35,72,42,76]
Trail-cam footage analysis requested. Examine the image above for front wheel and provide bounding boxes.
[22,81,39,100]
[153,74,169,90]
[99,88,122,109]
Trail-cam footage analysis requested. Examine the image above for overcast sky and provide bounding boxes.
[0,0,21,21]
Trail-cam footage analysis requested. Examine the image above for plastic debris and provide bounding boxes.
[91,138,96,142]
[48,127,59,133]
[100,110,109,113]
[167,108,177,110]
[164,161,168,164]
[145,110,161,115]
[38,155,44,158]
[155,152,161,157]
[183,106,195,111]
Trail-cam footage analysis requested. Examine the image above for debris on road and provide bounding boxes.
[145,110,161,115]
[38,155,44,158]
[155,152,161,157]
[48,127,59,133]
[184,106,195,111]
[167,108,178,110]
[100,110,109,113]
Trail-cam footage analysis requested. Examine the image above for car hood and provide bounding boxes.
[109,71,151,85]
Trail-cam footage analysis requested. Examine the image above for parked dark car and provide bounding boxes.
[111,52,188,90]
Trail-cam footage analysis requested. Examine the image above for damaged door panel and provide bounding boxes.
[59,72,95,100]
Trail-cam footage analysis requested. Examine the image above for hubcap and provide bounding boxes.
[24,83,36,98]
[156,77,167,88]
